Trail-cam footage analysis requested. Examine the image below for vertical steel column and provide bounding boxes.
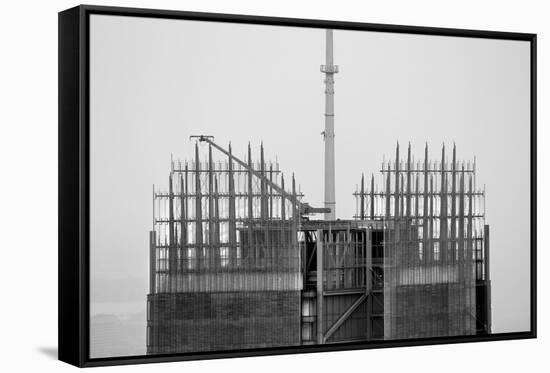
[360,174,365,220]
[280,175,286,270]
[423,144,429,262]
[316,229,324,344]
[458,168,465,276]
[184,170,190,271]
[281,175,286,221]
[162,236,168,293]
[365,228,372,340]
[269,164,274,218]
[247,143,255,266]
[467,176,473,278]
[180,171,187,270]
[429,174,436,336]
[400,174,404,223]
[195,143,203,270]
[484,224,491,332]
[406,145,412,291]
[261,144,268,267]
[174,225,179,294]
[269,164,274,268]
[457,167,465,333]
[395,142,400,218]
[385,164,391,218]
[168,174,175,292]
[465,174,474,334]
[440,144,450,334]
[384,159,393,338]
[440,144,448,263]
[414,171,420,330]
[429,176,434,284]
[483,225,490,282]
[292,174,298,271]
[333,228,338,290]
[370,174,375,219]
[260,143,267,220]
[149,230,157,294]
[214,176,220,268]
[451,145,457,262]
[228,143,236,267]
[415,176,419,219]
[208,145,214,270]
[406,143,412,219]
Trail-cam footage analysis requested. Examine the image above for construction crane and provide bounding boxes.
[190,135,330,216]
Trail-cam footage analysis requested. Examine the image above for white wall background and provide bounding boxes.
[0,0,546,371]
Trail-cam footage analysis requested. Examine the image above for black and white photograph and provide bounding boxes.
[3,0,549,372]
[85,13,532,359]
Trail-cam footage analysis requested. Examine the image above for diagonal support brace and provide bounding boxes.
[322,293,369,343]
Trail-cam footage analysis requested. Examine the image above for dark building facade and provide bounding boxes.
[146,141,490,354]
[147,292,300,353]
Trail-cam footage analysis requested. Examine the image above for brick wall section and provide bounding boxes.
[147,291,301,354]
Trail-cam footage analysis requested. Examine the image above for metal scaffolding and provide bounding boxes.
[353,142,491,338]
[150,141,304,294]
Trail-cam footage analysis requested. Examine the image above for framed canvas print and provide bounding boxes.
[58,5,537,367]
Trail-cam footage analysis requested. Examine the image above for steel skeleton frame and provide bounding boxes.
[150,141,305,294]
[354,143,491,338]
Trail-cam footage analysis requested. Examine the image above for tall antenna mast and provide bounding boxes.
[321,29,338,220]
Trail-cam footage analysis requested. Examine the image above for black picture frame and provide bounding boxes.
[58,4,537,368]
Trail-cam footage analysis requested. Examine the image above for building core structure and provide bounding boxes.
[146,30,491,354]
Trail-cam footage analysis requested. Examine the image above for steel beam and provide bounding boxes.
[316,229,324,344]
[323,293,368,343]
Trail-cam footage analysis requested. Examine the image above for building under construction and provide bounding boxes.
[146,30,491,354]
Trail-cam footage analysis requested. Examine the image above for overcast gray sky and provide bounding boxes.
[89,14,531,357]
